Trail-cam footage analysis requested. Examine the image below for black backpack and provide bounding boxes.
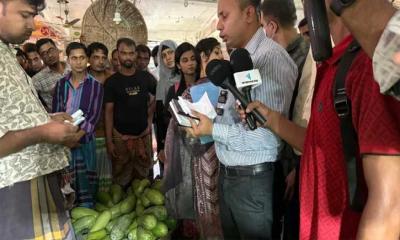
[333,40,365,212]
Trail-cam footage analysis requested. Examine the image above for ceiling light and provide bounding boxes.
[113,12,122,24]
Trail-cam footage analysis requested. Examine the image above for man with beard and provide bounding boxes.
[33,38,70,112]
[23,42,44,77]
[104,38,156,186]
[0,0,80,238]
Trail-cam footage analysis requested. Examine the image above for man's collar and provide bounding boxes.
[245,28,266,55]
[326,34,353,65]
[0,39,16,54]
[66,71,89,85]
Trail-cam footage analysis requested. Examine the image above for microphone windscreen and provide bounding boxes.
[206,59,232,87]
[230,48,253,73]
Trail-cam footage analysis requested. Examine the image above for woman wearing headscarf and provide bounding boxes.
[154,40,179,176]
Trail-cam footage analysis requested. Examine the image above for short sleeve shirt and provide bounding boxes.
[104,70,156,135]
[300,35,400,239]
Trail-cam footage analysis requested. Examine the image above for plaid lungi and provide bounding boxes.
[0,172,75,240]
[111,129,153,187]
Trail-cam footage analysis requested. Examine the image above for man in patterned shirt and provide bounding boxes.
[0,0,80,239]
[32,38,70,112]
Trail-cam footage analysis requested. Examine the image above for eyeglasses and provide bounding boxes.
[216,90,228,116]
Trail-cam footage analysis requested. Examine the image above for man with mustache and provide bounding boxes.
[104,38,156,186]
[0,0,79,239]
[33,38,70,112]
[23,42,44,77]
[88,42,112,85]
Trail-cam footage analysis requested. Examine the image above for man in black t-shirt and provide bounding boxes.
[104,38,156,186]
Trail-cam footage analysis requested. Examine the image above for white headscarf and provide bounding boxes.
[155,40,180,103]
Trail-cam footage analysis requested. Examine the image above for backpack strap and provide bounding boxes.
[333,40,365,212]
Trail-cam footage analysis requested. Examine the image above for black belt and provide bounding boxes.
[220,162,275,177]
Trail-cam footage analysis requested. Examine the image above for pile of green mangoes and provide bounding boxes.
[71,179,177,240]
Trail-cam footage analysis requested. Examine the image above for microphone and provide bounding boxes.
[206,59,266,126]
[230,48,260,130]
[304,0,332,61]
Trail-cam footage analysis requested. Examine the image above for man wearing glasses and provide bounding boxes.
[32,38,70,112]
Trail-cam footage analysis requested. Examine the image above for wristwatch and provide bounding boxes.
[330,0,357,16]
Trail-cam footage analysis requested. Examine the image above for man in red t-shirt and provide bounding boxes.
[231,6,400,240]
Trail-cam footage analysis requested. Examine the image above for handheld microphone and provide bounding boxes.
[304,0,332,61]
[230,48,259,130]
[206,59,266,126]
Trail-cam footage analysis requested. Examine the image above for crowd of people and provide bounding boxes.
[0,0,399,239]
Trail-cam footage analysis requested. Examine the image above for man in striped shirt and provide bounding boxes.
[53,42,104,208]
[188,0,297,238]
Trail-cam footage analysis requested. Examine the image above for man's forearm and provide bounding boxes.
[0,127,44,158]
[341,0,396,57]
[357,155,400,239]
[269,111,307,153]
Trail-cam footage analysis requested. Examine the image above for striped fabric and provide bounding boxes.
[52,72,104,207]
[95,138,112,193]
[193,145,223,239]
[69,140,98,208]
[111,129,153,187]
[0,173,75,240]
[212,28,297,166]
[52,72,104,143]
